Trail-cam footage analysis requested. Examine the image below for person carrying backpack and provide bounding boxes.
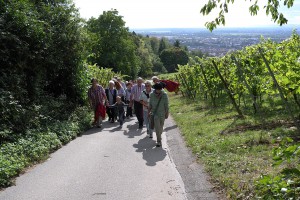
[140,81,154,138]
[105,80,117,123]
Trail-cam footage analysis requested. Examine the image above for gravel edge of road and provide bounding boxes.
[165,116,224,200]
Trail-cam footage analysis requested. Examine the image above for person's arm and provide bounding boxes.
[140,93,149,108]
[148,94,153,116]
[87,89,93,108]
[126,89,131,101]
[164,94,169,119]
[101,87,109,106]
[110,102,117,108]
[139,92,144,104]
[129,86,135,107]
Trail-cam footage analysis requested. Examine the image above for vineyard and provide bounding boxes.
[178,32,300,118]
[173,32,300,199]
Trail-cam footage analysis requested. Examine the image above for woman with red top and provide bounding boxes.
[88,78,109,128]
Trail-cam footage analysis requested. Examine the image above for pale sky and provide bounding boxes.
[73,0,300,29]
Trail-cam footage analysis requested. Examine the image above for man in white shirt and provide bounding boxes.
[130,77,145,129]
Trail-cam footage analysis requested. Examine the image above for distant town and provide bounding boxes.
[133,26,300,57]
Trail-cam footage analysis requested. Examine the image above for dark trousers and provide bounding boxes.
[119,111,125,125]
[134,101,143,126]
[106,107,117,121]
[125,100,132,117]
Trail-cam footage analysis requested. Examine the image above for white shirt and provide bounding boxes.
[117,87,125,97]
[139,89,153,111]
[131,84,145,102]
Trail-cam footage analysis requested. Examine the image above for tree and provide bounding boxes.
[0,0,86,135]
[201,0,295,31]
[86,9,139,78]
[190,50,207,58]
[149,37,160,55]
[0,0,84,102]
[160,47,189,73]
[136,39,153,76]
[152,57,167,73]
[158,37,170,54]
[174,40,181,47]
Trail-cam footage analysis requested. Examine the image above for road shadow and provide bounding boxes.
[164,124,178,132]
[79,126,102,136]
[81,117,144,136]
[105,117,139,131]
[133,136,167,166]
[102,117,134,131]
[125,124,145,138]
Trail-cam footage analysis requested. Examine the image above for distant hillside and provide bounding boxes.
[132,26,300,56]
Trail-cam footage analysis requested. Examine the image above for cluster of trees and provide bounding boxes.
[0,0,84,103]
[0,0,87,139]
[0,0,191,141]
[83,9,190,77]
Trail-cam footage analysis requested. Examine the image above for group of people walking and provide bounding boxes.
[88,76,169,147]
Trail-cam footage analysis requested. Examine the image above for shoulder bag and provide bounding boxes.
[150,96,162,129]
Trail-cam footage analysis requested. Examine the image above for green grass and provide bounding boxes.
[169,94,297,199]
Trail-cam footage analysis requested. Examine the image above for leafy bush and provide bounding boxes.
[0,106,92,187]
[256,137,300,199]
[160,47,189,73]
[0,131,61,187]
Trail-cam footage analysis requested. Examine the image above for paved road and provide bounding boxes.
[0,117,219,200]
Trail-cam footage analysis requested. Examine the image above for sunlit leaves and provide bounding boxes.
[86,9,141,78]
[201,0,295,31]
[249,1,259,16]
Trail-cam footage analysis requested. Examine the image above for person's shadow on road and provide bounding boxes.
[164,125,177,132]
[125,124,144,138]
[133,137,167,167]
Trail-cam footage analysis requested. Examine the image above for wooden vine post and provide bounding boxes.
[199,64,216,107]
[178,73,188,97]
[175,74,185,97]
[212,60,243,117]
[231,56,259,113]
[258,47,300,133]
[179,73,195,99]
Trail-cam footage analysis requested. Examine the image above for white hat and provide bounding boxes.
[109,80,115,85]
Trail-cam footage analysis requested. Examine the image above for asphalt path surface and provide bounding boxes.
[0,116,219,200]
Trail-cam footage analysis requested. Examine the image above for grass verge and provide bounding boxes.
[169,93,297,199]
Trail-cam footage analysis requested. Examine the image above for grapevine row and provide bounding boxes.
[177,32,300,130]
